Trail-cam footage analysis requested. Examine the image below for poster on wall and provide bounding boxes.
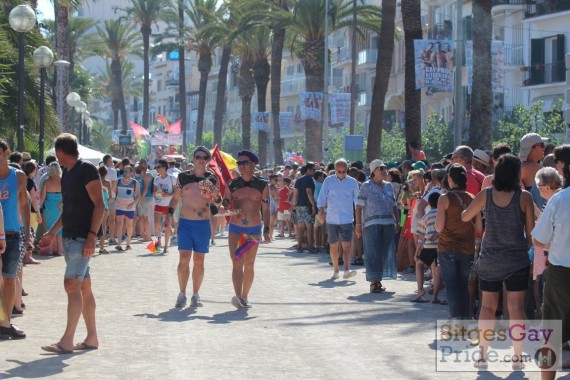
[252,112,270,132]
[330,93,351,124]
[279,112,294,137]
[414,39,456,93]
[299,92,323,122]
[466,40,505,94]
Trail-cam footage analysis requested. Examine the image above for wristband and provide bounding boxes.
[417,239,424,244]
[167,207,175,215]
[0,234,5,240]
[88,230,98,237]
[263,226,270,234]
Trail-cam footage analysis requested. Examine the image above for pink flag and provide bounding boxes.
[167,119,182,134]
[129,121,150,141]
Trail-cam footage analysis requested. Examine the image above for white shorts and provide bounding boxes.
[277,211,291,221]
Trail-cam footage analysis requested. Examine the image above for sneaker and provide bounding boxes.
[231,295,244,309]
[343,270,357,279]
[190,295,203,307]
[240,297,252,309]
[331,271,340,280]
[170,236,178,245]
[175,294,187,308]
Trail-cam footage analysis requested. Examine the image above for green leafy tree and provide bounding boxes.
[380,127,406,163]
[422,113,454,163]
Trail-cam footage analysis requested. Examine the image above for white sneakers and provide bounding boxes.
[331,272,340,280]
[331,270,357,280]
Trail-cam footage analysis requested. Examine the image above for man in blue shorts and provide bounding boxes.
[41,133,104,353]
[166,146,219,308]
[0,140,31,340]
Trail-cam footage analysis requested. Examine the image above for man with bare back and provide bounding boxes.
[166,146,219,309]
[222,150,270,309]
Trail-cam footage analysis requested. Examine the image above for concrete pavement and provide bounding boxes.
[0,233,560,379]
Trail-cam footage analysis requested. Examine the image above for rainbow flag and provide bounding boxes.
[234,233,260,259]
[146,236,161,254]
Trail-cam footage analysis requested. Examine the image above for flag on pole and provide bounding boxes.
[234,233,260,258]
[156,115,170,131]
[129,121,150,141]
[167,119,182,134]
[209,144,234,196]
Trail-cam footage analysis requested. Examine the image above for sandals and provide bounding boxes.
[99,249,109,254]
[410,296,428,303]
[115,245,123,251]
[474,359,488,369]
[0,324,26,340]
[125,245,132,250]
[370,281,385,293]
[74,341,98,351]
[41,342,73,354]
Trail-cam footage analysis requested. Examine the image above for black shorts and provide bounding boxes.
[419,248,437,266]
[479,265,530,292]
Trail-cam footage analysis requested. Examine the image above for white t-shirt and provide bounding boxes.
[154,174,175,207]
[532,187,570,267]
[106,166,118,182]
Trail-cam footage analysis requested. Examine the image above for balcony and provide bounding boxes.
[525,0,570,18]
[522,62,566,86]
[357,91,372,108]
[503,44,524,66]
[281,77,305,96]
[428,21,453,40]
[331,46,350,65]
[492,0,526,9]
[358,49,377,70]
[165,78,179,88]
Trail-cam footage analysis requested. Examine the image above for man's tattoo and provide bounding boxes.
[242,217,249,225]
[197,210,203,217]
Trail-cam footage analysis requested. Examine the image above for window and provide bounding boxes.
[157,80,162,92]
[286,65,294,76]
[297,63,303,74]
[530,34,565,85]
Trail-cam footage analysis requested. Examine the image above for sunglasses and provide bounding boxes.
[194,155,209,160]
[336,170,347,174]
[237,160,251,166]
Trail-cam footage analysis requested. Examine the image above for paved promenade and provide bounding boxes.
[0,234,562,379]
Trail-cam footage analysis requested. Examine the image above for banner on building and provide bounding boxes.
[414,39,455,92]
[466,40,505,94]
[299,92,323,122]
[151,133,183,146]
[330,93,351,124]
[279,112,294,137]
[252,112,270,132]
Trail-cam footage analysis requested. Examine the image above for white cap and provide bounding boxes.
[369,159,386,174]
[473,149,491,167]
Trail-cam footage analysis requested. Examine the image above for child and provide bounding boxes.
[411,192,444,304]
[277,178,293,237]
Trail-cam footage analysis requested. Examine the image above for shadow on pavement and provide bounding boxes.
[347,292,396,302]
[133,309,257,325]
[207,310,257,324]
[133,307,199,322]
[308,279,357,288]
[2,352,87,378]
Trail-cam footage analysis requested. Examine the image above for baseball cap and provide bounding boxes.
[473,149,491,167]
[193,145,211,160]
[369,159,386,174]
[412,161,427,171]
[519,133,548,162]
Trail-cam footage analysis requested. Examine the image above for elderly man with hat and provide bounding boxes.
[222,149,270,309]
[472,149,491,175]
[355,159,399,293]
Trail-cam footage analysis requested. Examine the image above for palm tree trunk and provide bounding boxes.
[401,0,422,158]
[239,58,255,149]
[469,0,492,149]
[178,0,187,153]
[142,26,151,129]
[55,0,70,131]
[366,0,396,162]
[253,57,270,166]
[196,52,212,146]
[112,59,128,132]
[213,45,231,147]
[271,26,286,165]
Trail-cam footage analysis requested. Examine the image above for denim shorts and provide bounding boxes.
[1,234,21,278]
[327,223,353,244]
[479,265,530,292]
[63,237,91,281]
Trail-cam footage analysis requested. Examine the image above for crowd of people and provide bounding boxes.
[1,133,569,376]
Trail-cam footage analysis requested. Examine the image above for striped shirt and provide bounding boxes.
[417,209,438,249]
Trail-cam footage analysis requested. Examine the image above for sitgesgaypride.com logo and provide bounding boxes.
[435,319,562,372]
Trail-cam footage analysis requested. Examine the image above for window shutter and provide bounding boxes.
[556,34,565,81]
[530,38,545,84]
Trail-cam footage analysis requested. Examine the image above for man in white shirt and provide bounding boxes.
[153,159,176,253]
[103,155,118,244]
[317,158,360,280]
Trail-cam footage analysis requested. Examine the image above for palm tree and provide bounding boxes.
[250,26,271,166]
[277,0,382,161]
[401,0,422,158]
[86,19,142,132]
[120,0,169,130]
[236,53,256,149]
[90,122,114,152]
[469,0,492,149]
[366,0,396,161]
[270,0,288,165]
[54,0,71,131]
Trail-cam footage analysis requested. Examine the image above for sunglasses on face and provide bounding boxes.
[237,160,251,166]
[194,155,208,160]
[336,170,347,174]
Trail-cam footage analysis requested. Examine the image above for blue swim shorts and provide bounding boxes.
[178,218,211,253]
[63,237,91,281]
[228,224,262,236]
[116,209,135,219]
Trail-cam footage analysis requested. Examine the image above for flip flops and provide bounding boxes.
[74,342,98,351]
[410,296,428,303]
[41,342,73,354]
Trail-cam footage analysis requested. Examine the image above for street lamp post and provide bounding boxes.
[54,60,70,127]
[85,117,93,146]
[33,46,54,165]
[9,4,37,152]
[82,111,90,145]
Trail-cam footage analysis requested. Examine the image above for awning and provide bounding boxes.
[385,92,404,110]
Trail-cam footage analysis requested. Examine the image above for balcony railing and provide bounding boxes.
[503,44,524,66]
[525,0,570,18]
[358,91,371,107]
[281,77,305,95]
[331,46,350,64]
[522,62,566,86]
[358,49,377,66]
[492,0,526,6]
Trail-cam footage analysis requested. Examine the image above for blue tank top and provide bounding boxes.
[0,167,21,232]
[144,174,154,198]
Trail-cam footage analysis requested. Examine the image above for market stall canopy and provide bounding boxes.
[47,144,118,166]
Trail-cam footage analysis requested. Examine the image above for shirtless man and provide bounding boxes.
[166,146,219,308]
[222,150,270,309]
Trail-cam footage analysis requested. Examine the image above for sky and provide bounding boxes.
[37,0,55,21]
